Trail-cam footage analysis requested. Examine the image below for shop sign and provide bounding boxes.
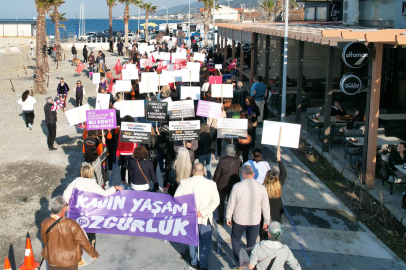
[241,42,251,53]
[342,42,369,68]
[340,74,362,95]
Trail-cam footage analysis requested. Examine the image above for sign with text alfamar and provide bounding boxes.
[169,120,200,141]
[342,42,369,68]
[86,109,117,130]
[67,188,198,246]
[120,122,151,144]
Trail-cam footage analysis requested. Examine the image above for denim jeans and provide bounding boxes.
[231,221,260,262]
[198,153,212,179]
[189,224,212,269]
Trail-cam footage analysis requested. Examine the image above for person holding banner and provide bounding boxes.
[128,146,159,191]
[83,144,108,187]
[175,163,220,270]
[73,80,87,107]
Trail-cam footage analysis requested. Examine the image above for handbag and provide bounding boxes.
[137,160,155,191]
[238,134,251,145]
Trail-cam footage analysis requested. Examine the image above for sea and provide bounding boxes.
[46,19,182,36]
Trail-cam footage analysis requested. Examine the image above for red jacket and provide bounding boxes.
[116,132,137,157]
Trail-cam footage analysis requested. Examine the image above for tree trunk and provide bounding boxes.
[34,7,46,94]
[145,11,149,42]
[42,12,49,74]
[109,5,113,40]
[203,6,211,47]
[55,4,62,62]
[124,5,129,49]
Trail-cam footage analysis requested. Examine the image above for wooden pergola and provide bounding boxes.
[215,22,406,186]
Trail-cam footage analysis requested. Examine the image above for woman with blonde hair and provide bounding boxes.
[164,147,192,196]
[260,150,287,240]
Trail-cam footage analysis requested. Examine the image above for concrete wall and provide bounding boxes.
[0,23,33,37]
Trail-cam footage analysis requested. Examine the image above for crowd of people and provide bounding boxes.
[17,29,302,270]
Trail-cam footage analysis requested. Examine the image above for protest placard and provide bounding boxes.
[152,51,160,60]
[65,104,90,126]
[139,81,158,93]
[168,41,175,50]
[180,86,201,100]
[96,93,110,110]
[120,122,151,144]
[173,51,187,60]
[181,69,200,83]
[193,52,205,62]
[217,118,248,139]
[169,120,200,141]
[163,36,170,41]
[122,69,138,80]
[211,84,233,98]
[115,80,132,92]
[146,101,168,122]
[161,52,171,61]
[150,39,157,44]
[215,64,222,70]
[261,121,301,148]
[67,188,198,246]
[141,72,158,83]
[209,76,222,85]
[86,109,117,130]
[187,62,200,71]
[92,73,101,84]
[196,100,222,119]
[159,72,175,85]
[168,100,195,119]
[120,100,145,117]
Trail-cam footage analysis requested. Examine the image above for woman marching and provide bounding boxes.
[18,88,36,130]
[73,80,87,107]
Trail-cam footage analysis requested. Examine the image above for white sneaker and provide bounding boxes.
[28,124,32,130]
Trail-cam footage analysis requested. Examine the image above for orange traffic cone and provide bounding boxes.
[4,257,11,270]
[19,237,39,270]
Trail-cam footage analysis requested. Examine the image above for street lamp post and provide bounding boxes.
[162,6,168,24]
[188,0,191,46]
[281,0,289,122]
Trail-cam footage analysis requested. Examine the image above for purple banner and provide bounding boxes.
[196,100,222,119]
[86,109,117,130]
[67,189,199,246]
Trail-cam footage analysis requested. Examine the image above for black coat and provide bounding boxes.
[71,46,77,55]
[195,133,212,156]
[389,151,406,170]
[44,102,57,124]
[268,161,287,222]
[213,156,242,193]
[128,159,158,190]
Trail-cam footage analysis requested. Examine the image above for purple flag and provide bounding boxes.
[67,189,199,246]
[86,109,117,130]
[196,100,222,119]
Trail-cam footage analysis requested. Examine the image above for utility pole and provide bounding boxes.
[281,0,289,122]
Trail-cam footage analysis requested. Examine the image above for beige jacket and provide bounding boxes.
[175,175,220,225]
[226,178,271,226]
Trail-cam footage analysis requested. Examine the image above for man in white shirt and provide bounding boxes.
[175,163,220,270]
[226,165,271,265]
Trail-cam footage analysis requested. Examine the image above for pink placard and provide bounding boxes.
[209,76,222,85]
[196,100,222,119]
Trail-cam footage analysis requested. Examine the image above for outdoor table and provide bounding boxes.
[308,116,351,140]
[345,135,401,151]
[395,165,406,175]
[378,114,406,121]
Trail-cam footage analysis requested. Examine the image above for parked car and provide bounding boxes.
[78,32,95,41]
[87,32,109,43]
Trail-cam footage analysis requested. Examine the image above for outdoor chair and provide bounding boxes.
[306,107,322,136]
[330,122,348,149]
[301,95,310,111]
[387,171,406,195]
[343,129,364,165]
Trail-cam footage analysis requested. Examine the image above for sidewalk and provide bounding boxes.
[85,127,406,269]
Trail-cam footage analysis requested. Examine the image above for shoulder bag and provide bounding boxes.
[219,158,237,181]
[137,160,155,191]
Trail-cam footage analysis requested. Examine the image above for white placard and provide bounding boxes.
[92,73,100,84]
[261,121,301,149]
[181,69,200,83]
[147,45,155,52]
[181,86,201,100]
[161,52,171,61]
[141,72,158,83]
[218,118,248,129]
[211,84,233,98]
[169,120,200,131]
[96,93,110,110]
[120,100,145,117]
[126,64,137,70]
[152,51,160,60]
[168,99,194,111]
[115,80,132,92]
[122,69,138,80]
[158,73,174,86]
[173,51,187,60]
[139,81,158,93]
[187,62,201,71]
[65,104,90,126]
[163,36,170,41]
[193,52,205,62]
[215,64,222,70]
[149,39,157,44]
[168,41,175,50]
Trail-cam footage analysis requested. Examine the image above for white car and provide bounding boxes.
[78,32,96,41]
[128,33,136,41]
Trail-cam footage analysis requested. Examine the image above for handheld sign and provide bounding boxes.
[196,100,222,119]
[141,72,158,83]
[193,52,205,62]
[120,100,145,117]
[187,62,200,71]
[261,120,301,148]
[65,104,90,126]
[209,76,222,85]
[169,120,200,141]
[139,81,158,93]
[161,52,171,61]
[92,73,101,84]
[115,80,132,92]
[122,69,139,80]
[146,101,168,122]
[86,109,117,130]
[168,100,195,119]
[120,122,152,144]
[211,84,233,98]
[215,64,222,70]
[217,118,248,139]
[96,93,110,110]
[181,86,201,100]
[181,69,200,83]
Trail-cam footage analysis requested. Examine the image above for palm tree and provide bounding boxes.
[34,0,53,94]
[289,0,299,10]
[106,0,117,40]
[49,12,68,23]
[119,0,142,49]
[261,0,276,21]
[199,0,213,47]
[139,2,157,42]
[50,0,65,62]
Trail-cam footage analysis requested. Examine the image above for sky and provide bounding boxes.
[0,0,192,19]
